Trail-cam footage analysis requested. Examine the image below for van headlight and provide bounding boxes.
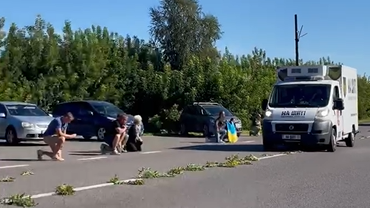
[265,110,273,118]
[315,108,329,118]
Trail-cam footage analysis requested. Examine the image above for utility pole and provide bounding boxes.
[294,14,307,66]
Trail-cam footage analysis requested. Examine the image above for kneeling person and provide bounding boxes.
[126,115,144,152]
[37,112,76,161]
[101,113,128,155]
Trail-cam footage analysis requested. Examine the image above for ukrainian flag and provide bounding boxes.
[227,121,238,143]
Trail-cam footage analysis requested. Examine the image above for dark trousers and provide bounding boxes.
[126,140,143,152]
[104,135,115,148]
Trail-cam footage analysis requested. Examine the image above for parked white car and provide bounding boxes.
[0,101,53,145]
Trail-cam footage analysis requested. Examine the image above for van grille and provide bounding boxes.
[275,124,308,132]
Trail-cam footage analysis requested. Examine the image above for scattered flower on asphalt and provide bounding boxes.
[243,154,259,161]
[204,161,219,168]
[218,154,241,168]
[124,179,145,185]
[0,176,15,182]
[55,184,75,195]
[20,171,34,176]
[166,167,185,176]
[183,164,205,171]
[0,193,37,207]
[108,175,124,185]
[137,167,164,179]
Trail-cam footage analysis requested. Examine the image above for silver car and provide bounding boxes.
[0,101,53,144]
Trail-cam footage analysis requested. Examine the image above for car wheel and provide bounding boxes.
[327,128,337,152]
[180,124,188,136]
[96,127,106,141]
[6,127,19,145]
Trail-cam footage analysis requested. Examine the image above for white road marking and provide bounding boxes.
[31,178,138,199]
[77,156,108,161]
[140,151,162,154]
[259,153,287,160]
[0,164,29,169]
[29,152,293,199]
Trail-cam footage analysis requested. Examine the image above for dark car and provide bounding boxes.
[179,102,242,137]
[51,100,134,140]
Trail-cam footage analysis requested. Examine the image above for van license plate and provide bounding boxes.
[282,135,300,140]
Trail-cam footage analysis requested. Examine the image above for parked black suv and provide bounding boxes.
[179,102,242,137]
[52,100,134,140]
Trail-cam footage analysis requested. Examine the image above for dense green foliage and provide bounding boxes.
[1,0,370,132]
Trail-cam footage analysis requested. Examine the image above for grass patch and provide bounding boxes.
[0,194,37,207]
[55,184,75,196]
[359,119,370,124]
[0,176,15,182]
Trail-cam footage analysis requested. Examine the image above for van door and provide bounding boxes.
[333,85,343,140]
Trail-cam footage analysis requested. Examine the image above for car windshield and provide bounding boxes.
[203,106,233,116]
[269,84,331,108]
[91,103,124,118]
[6,105,48,116]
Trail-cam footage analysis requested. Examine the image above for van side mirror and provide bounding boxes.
[333,99,344,110]
[261,99,268,111]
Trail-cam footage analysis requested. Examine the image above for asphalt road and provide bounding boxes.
[1,125,370,208]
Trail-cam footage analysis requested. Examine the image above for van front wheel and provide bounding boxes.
[327,128,337,152]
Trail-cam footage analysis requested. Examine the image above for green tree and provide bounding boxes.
[149,0,221,70]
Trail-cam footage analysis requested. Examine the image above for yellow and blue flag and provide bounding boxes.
[227,122,238,143]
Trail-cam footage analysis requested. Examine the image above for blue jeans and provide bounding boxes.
[217,129,227,143]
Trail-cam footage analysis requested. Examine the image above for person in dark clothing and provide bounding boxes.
[215,111,227,143]
[126,115,143,152]
[100,113,128,155]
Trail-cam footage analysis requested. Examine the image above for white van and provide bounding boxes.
[261,65,358,152]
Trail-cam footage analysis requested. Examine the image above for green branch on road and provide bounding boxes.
[0,194,37,207]
[55,184,75,196]
[166,167,185,176]
[20,171,34,176]
[0,176,15,182]
[204,161,220,168]
[124,179,145,185]
[109,175,145,185]
[183,164,206,171]
[108,175,125,185]
[137,167,168,178]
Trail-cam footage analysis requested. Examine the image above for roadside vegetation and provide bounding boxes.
[0,0,367,206]
[1,0,369,135]
[0,152,299,207]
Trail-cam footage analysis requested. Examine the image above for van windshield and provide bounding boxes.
[269,84,331,108]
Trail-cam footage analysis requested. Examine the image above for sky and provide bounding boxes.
[1,0,369,74]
